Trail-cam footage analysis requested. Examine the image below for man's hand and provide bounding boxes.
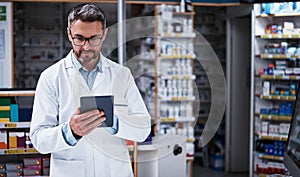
[70,107,106,137]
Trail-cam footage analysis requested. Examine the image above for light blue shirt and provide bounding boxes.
[61,52,118,146]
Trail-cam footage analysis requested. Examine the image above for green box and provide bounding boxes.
[0,110,9,118]
[0,98,11,106]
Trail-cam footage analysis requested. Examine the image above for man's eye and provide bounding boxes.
[90,37,100,41]
[75,37,85,41]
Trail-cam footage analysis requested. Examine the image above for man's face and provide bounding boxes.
[68,20,107,64]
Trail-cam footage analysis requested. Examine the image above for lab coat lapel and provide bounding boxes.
[65,51,91,95]
[92,54,110,93]
[75,69,91,93]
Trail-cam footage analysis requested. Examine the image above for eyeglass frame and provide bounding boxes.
[68,28,104,47]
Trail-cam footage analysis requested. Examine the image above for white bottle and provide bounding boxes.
[180,0,185,12]
[186,103,192,117]
[174,106,179,118]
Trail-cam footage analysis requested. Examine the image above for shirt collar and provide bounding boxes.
[71,51,103,73]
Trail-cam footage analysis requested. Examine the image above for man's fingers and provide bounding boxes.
[82,117,106,135]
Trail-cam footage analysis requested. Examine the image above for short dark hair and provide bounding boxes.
[68,3,106,30]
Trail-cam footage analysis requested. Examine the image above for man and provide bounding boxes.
[30,3,151,177]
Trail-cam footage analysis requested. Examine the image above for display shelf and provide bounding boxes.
[259,34,300,39]
[162,75,196,80]
[257,174,292,177]
[0,148,38,155]
[256,113,292,122]
[256,13,300,18]
[0,122,31,129]
[172,12,195,16]
[13,2,64,88]
[160,116,195,123]
[258,153,284,161]
[154,6,196,174]
[257,94,296,101]
[159,96,196,102]
[250,4,300,176]
[258,54,300,59]
[255,133,288,141]
[160,32,196,38]
[0,90,35,97]
[259,75,300,80]
[159,54,196,59]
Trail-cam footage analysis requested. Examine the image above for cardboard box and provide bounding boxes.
[0,131,7,149]
[5,163,22,172]
[23,166,41,176]
[6,171,22,177]
[23,158,41,167]
[9,104,18,122]
[8,132,17,149]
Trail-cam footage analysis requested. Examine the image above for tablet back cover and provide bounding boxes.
[80,95,114,127]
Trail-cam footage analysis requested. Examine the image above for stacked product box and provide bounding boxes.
[22,157,50,176]
[0,98,11,123]
[23,158,42,176]
[3,163,23,177]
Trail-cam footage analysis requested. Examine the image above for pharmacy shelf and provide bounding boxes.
[172,12,195,16]
[259,74,300,80]
[159,54,196,59]
[257,94,296,101]
[256,13,300,18]
[259,34,300,39]
[257,153,284,161]
[159,96,196,102]
[259,54,300,59]
[256,173,292,177]
[160,116,195,123]
[251,5,300,176]
[0,122,31,129]
[0,148,38,155]
[255,113,292,122]
[160,32,196,38]
[0,90,35,97]
[162,75,196,80]
[255,133,288,141]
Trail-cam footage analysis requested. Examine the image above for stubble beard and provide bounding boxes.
[76,50,99,64]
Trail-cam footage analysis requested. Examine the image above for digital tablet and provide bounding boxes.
[80,95,114,127]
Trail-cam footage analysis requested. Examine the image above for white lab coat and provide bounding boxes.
[29,51,151,177]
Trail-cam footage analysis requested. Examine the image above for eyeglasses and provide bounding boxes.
[69,29,103,47]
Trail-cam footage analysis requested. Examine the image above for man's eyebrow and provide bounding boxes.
[73,34,100,38]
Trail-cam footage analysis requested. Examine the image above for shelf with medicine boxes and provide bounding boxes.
[0,89,50,177]
[13,2,64,88]
[250,3,300,177]
[154,4,196,168]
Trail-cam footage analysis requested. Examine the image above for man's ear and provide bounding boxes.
[67,28,72,42]
[101,28,108,42]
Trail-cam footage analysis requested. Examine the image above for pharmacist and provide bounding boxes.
[29,3,151,177]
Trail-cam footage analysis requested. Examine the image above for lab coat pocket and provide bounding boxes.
[50,159,84,177]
